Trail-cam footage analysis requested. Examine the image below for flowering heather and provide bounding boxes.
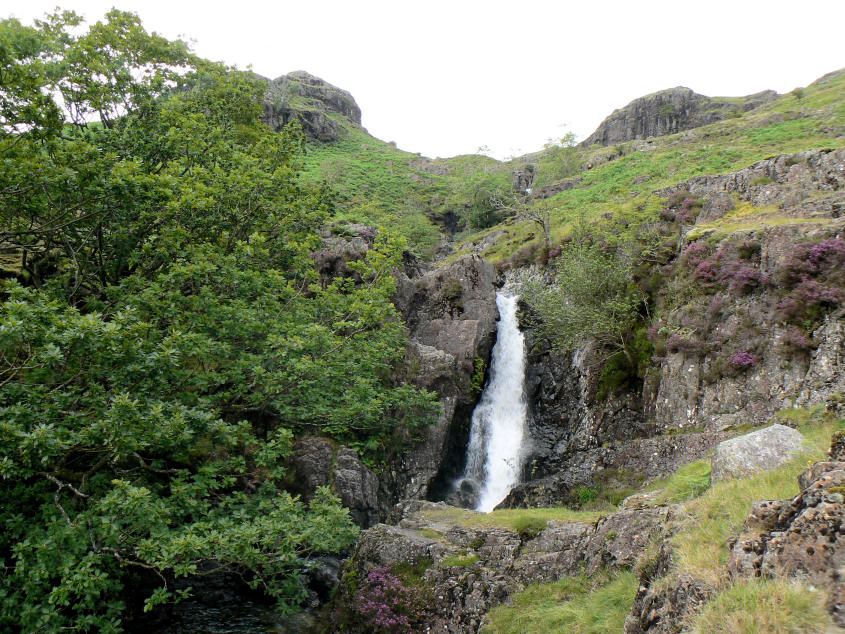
[355,567,432,633]
[686,241,767,296]
[730,350,758,368]
[780,326,815,353]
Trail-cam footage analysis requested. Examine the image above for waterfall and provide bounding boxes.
[459,292,528,513]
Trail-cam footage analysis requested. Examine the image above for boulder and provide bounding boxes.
[711,424,805,482]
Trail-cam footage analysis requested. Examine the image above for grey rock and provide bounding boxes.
[728,436,845,626]
[391,255,499,502]
[287,436,386,528]
[262,70,361,142]
[582,86,776,147]
[711,424,805,482]
[336,501,678,633]
[697,192,735,223]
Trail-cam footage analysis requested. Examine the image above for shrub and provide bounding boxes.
[730,350,758,369]
[355,566,433,633]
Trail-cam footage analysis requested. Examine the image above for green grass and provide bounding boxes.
[440,553,479,567]
[417,505,604,532]
[452,69,845,263]
[690,579,832,633]
[647,459,712,504]
[671,419,834,583]
[483,570,638,633]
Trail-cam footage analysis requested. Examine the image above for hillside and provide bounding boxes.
[2,9,845,634]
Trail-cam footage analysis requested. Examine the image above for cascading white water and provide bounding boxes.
[460,292,528,512]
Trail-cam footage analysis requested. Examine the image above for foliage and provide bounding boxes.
[523,238,644,365]
[535,131,581,187]
[0,11,436,629]
[354,566,433,633]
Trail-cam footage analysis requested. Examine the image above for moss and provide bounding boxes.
[416,528,443,540]
[440,552,479,567]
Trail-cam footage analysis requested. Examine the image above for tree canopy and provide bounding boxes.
[0,10,436,630]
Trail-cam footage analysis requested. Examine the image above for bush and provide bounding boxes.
[355,566,433,633]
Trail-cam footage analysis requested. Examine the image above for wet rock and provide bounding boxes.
[391,255,499,502]
[710,424,805,482]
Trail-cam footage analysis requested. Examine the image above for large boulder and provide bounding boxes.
[711,424,805,482]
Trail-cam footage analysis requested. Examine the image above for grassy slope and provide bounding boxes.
[455,69,845,262]
[478,409,843,633]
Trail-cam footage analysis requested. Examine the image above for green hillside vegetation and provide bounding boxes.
[0,11,437,630]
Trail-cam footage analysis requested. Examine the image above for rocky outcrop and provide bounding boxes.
[654,148,845,433]
[335,501,679,633]
[727,432,845,626]
[710,424,805,482]
[262,70,361,141]
[287,436,385,528]
[390,254,500,502]
[502,430,729,508]
[582,87,777,147]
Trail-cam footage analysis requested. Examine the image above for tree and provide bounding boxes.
[538,130,580,186]
[523,239,643,365]
[0,11,437,629]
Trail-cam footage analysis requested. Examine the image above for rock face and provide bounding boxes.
[391,255,500,502]
[582,86,777,147]
[727,432,845,626]
[653,149,845,434]
[710,424,805,482]
[287,436,385,528]
[334,501,679,633]
[262,70,362,141]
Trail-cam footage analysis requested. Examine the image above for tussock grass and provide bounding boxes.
[648,459,712,504]
[672,421,832,583]
[483,570,637,633]
[690,579,832,633]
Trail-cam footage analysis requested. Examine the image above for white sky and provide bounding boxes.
[6,1,845,159]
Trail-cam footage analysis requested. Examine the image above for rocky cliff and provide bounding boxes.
[582,86,777,147]
[499,147,845,509]
[262,70,362,141]
[285,227,499,528]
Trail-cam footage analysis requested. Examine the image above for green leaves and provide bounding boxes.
[0,10,436,630]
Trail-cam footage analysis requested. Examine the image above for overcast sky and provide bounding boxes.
[7,1,845,159]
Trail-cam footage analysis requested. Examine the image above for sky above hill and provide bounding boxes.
[9,0,845,159]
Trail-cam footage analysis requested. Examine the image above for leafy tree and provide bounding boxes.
[0,10,437,629]
[537,131,580,186]
[523,239,644,365]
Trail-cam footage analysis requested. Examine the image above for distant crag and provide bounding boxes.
[582,86,777,147]
[262,70,362,141]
